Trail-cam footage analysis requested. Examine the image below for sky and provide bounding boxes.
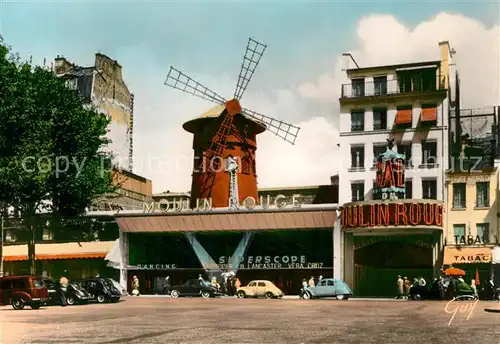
[1,1,499,193]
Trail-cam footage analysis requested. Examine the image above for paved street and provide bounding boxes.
[1,297,499,344]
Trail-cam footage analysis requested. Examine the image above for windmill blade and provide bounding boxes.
[242,108,300,145]
[234,38,267,100]
[164,66,226,105]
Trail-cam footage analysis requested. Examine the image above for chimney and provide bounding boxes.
[95,53,122,77]
[439,41,451,90]
[54,55,73,75]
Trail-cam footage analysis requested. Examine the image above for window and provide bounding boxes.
[477,223,490,243]
[352,78,365,97]
[476,182,490,207]
[373,76,387,95]
[327,280,334,286]
[404,180,412,199]
[422,179,437,199]
[372,145,386,166]
[317,280,326,287]
[351,111,364,131]
[248,282,256,287]
[350,145,365,170]
[42,228,53,241]
[397,142,412,168]
[372,180,381,200]
[257,282,266,287]
[452,183,466,208]
[421,141,438,167]
[453,224,466,238]
[12,279,26,289]
[5,229,16,242]
[373,108,387,130]
[351,182,365,202]
[65,78,77,90]
[0,280,10,289]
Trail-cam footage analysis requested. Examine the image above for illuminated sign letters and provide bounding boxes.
[341,202,444,229]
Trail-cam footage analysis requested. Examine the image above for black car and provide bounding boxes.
[168,279,220,298]
[43,278,90,306]
[410,278,475,300]
[78,277,123,303]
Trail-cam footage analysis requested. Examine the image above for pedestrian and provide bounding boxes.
[235,277,241,289]
[418,276,427,287]
[132,275,140,296]
[163,276,171,295]
[198,274,204,281]
[308,276,315,288]
[59,275,69,307]
[471,279,478,299]
[396,275,404,299]
[438,276,445,300]
[302,278,307,290]
[403,277,410,299]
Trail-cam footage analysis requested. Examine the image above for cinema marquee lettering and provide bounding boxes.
[215,255,322,269]
[341,202,444,229]
[142,194,301,213]
[135,264,177,270]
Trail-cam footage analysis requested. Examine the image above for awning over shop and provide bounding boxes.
[3,241,115,262]
[443,246,493,265]
[493,246,500,264]
[116,209,336,233]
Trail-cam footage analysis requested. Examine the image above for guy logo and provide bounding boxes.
[444,296,479,326]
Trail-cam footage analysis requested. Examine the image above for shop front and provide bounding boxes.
[114,206,337,294]
[443,246,493,284]
[341,199,444,297]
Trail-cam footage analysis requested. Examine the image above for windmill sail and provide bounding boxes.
[234,38,267,100]
[164,67,226,105]
[242,108,300,145]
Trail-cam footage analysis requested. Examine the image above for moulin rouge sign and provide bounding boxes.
[341,202,444,229]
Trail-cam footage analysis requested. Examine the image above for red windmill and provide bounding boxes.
[164,37,300,209]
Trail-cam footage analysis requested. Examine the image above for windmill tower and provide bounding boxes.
[164,37,300,209]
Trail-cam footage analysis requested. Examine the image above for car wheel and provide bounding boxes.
[302,292,311,300]
[31,302,41,309]
[412,294,421,301]
[265,292,274,299]
[11,297,25,310]
[170,290,180,298]
[66,296,76,306]
[96,294,107,303]
[237,290,246,299]
[336,294,346,300]
[201,291,210,299]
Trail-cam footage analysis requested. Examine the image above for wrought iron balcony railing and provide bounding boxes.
[341,75,446,99]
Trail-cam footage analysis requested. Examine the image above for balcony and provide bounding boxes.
[340,75,446,102]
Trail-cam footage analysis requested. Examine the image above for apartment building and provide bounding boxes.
[444,167,498,282]
[338,41,455,204]
[335,42,456,297]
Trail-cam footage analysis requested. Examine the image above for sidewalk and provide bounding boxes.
[134,295,406,301]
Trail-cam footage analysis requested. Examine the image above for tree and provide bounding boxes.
[0,39,116,275]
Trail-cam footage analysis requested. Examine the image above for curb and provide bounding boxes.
[484,308,500,313]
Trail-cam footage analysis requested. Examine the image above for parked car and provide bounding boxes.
[236,280,283,299]
[300,278,352,300]
[168,279,220,298]
[78,277,122,303]
[0,275,49,310]
[42,278,90,305]
[410,277,475,300]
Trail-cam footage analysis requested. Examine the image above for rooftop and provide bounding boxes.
[346,60,441,74]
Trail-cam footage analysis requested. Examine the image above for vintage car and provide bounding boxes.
[168,279,220,298]
[78,277,123,303]
[410,277,475,300]
[236,280,283,299]
[300,278,352,300]
[43,278,91,306]
[0,275,49,310]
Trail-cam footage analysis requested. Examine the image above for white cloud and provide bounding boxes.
[131,12,499,193]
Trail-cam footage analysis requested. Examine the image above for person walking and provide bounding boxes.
[235,277,241,289]
[59,275,69,307]
[396,275,404,299]
[403,277,410,299]
[308,276,315,288]
[131,275,140,296]
[471,279,478,299]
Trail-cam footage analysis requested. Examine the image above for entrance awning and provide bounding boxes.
[443,246,493,265]
[493,246,500,264]
[3,241,115,262]
[116,209,336,233]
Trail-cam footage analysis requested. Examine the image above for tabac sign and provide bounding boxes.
[341,201,444,229]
